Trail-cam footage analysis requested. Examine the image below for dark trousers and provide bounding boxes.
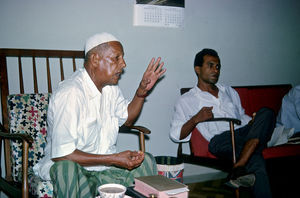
[209,108,276,198]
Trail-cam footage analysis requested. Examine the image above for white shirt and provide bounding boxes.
[276,85,300,133]
[170,84,251,142]
[33,68,130,180]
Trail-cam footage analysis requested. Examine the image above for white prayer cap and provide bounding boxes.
[84,32,119,55]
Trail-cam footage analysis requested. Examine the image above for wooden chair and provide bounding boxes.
[176,88,245,198]
[177,88,241,171]
[0,48,151,198]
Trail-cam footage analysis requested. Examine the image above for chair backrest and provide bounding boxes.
[8,93,50,182]
[0,48,84,181]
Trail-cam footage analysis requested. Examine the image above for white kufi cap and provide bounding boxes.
[84,32,119,55]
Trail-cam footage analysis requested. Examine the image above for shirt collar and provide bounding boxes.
[82,68,101,99]
[193,83,225,94]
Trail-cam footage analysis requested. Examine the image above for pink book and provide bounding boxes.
[134,175,189,198]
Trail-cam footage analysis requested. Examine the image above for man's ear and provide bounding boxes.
[194,66,201,75]
[90,52,100,67]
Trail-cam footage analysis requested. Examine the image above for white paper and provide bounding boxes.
[165,187,189,195]
[267,126,295,147]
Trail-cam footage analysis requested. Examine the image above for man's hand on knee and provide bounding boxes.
[114,150,145,170]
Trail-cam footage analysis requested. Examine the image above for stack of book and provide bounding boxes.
[133,175,189,198]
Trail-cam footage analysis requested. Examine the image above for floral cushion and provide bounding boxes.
[7,93,53,197]
[30,173,53,198]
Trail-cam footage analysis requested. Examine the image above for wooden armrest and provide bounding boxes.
[177,117,241,159]
[205,117,241,125]
[0,124,31,198]
[119,125,151,134]
[0,132,33,143]
[0,132,33,144]
[119,125,151,152]
[0,123,33,143]
[128,125,151,134]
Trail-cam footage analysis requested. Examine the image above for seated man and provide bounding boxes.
[33,32,166,197]
[276,84,300,134]
[170,48,275,198]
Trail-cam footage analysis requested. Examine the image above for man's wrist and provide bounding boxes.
[136,92,148,98]
[191,116,199,126]
[136,87,148,98]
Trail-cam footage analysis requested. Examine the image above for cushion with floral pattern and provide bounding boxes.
[8,93,52,197]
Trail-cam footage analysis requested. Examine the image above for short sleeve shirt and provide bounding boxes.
[170,84,251,142]
[276,85,300,133]
[33,68,130,180]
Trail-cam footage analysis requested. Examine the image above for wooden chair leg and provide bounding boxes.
[229,121,236,164]
[230,121,239,198]
[139,132,145,153]
[22,140,29,198]
[235,188,240,198]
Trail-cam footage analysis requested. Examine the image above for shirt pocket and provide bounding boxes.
[81,118,99,149]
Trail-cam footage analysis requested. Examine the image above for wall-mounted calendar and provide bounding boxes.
[133,0,184,28]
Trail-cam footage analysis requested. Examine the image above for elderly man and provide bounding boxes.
[170,48,275,198]
[33,32,166,197]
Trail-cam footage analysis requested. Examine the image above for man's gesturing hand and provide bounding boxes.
[137,57,166,97]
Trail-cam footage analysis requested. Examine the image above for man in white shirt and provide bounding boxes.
[170,49,275,198]
[33,32,166,197]
[277,84,300,134]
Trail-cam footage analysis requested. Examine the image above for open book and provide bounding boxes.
[134,175,189,198]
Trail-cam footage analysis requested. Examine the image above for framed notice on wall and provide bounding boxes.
[133,0,185,28]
